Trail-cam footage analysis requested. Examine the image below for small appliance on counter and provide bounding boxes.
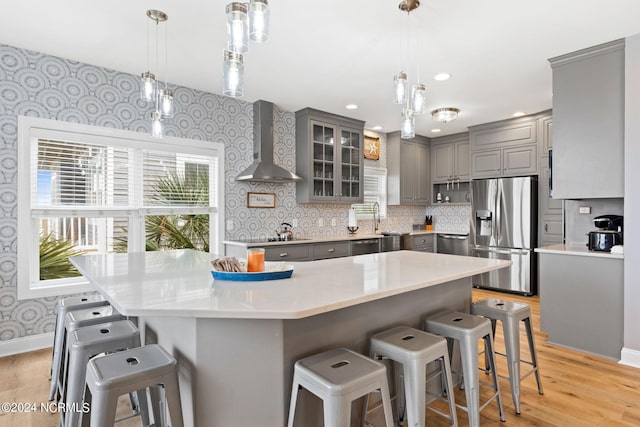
[587,215,623,252]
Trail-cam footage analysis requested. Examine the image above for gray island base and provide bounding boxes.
[71,249,510,426]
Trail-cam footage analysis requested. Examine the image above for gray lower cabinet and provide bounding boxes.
[312,241,350,260]
[264,244,312,261]
[548,39,624,199]
[409,234,435,252]
[539,253,623,359]
[388,132,431,205]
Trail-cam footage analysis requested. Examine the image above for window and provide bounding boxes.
[17,117,225,299]
[352,167,387,219]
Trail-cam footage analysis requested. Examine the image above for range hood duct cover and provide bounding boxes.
[235,100,302,183]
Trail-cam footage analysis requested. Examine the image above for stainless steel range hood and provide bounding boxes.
[235,100,302,183]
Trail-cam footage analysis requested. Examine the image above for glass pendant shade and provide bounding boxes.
[226,2,249,54]
[249,0,270,43]
[140,72,156,102]
[159,89,174,118]
[223,50,244,97]
[410,83,426,115]
[393,72,407,104]
[151,111,163,138]
[401,109,415,139]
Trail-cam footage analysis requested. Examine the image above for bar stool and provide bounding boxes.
[82,344,184,427]
[49,295,109,401]
[365,326,458,427]
[471,298,544,414]
[62,320,144,427]
[425,311,505,427]
[54,306,124,403]
[287,348,394,427]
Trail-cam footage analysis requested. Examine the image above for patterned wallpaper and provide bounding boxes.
[0,43,466,343]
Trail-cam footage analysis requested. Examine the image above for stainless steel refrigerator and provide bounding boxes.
[470,176,538,295]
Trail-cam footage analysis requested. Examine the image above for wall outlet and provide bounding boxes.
[579,206,591,214]
[226,220,234,231]
[292,219,298,228]
[318,218,324,227]
[331,218,337,227]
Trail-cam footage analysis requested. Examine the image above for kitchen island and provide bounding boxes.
[71,249,509,426]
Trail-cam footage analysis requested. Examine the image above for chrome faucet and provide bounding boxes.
[373,201,380,234]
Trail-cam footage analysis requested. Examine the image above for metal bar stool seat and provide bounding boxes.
[287,347,395,427]
[471,298,544,414]
[425,311,505,427]
[365,325,458,427]
[83,344,184,427]
[62,320,144,427]
[49,295,109,401]
[55,305,124,404]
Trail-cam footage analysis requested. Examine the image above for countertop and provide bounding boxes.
[535,244,624,259]
[224,230,469,247]
[70,249,509,320]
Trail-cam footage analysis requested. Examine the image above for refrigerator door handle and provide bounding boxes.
[440,234,469,240]
[472,246,530,256]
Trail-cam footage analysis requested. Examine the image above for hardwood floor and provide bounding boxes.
[1,288,639,426]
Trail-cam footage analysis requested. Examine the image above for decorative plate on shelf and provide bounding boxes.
[211,263,294,282]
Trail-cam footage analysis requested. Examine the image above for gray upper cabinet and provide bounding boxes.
[388,131,431,205]
[431,133,470,184]
[295,108,365,204]
[548,39,624,199]
[469,112,549,179]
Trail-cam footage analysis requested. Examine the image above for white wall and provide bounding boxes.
[622,33,640,367]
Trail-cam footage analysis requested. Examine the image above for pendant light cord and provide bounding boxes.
[155,18,160,112]
[164,18,169,90]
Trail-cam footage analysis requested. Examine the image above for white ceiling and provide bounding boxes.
[1,0,640,136]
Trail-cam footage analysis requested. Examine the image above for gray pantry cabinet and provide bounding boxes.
[295,108,365,204]
[387,131,431,205]
[548,39,624,199]
[469,115,540,178]
[537,114,564,247]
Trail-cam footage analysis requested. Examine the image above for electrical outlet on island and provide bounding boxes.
[579,206,591,214]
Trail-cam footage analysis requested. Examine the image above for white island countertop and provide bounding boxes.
[71,249,509,320]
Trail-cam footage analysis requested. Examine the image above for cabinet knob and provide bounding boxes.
[279,252,288,257]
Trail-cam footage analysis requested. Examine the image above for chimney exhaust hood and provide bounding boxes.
[235,100,302,183]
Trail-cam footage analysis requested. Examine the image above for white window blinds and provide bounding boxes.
[352,167,387,218]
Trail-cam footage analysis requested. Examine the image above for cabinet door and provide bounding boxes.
[415,142,431,204]
[431,143,454,183]
[312,242,350,260]
[471,149,501,178]
[400,140,417,204]
[541,117,553,155]
[453,140,470,180]
[540,164,562,216]
[310,121,337,200]
[264,244,311,261]
[338,127,362,202]
[503,145,537,176]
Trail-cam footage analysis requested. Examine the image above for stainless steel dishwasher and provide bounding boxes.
[350,239,380,255]
[436,233,470,256]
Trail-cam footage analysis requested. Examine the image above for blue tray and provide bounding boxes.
[211,267,294,281]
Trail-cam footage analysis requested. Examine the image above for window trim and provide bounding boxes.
[17,116,225,300]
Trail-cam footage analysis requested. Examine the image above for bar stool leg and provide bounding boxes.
[164,373,185,427]
[524,317,544,395]
[89,391,119,427]
[484,334,505,422]
[287,379,300,427]
[440,352,459,426]
[325,394,351,427]
[379,377,395,427]
[404,359,427,427]
[459,335,481,427]
[502,318,521,414]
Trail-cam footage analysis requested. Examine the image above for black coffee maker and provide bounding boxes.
[587,215,623,251]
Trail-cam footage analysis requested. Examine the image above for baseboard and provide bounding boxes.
[0,333,53,357]
[620,347,640,368]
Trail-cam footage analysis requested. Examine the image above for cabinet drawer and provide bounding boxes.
[411,235,435,252]
[312,242,350,260]
[265,245,311,261]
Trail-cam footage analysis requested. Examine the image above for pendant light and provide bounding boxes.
[249,0,270,43]
[401,108,415,139]
[222,1,271,98]
[140,9,173,138]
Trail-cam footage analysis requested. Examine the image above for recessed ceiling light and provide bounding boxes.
[372,125,383,131]
[345,104,358,110]
[434,73,451,81]
[513,111,526,117]
[431,129,441,133]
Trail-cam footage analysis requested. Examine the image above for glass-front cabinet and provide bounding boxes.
[296,108,364,204]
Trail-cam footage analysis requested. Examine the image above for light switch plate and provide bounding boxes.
[292,219,298,227]
[579,206,591,214]
[226,220,234,230]
[318,218,324,227]
[331,218,337,227]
